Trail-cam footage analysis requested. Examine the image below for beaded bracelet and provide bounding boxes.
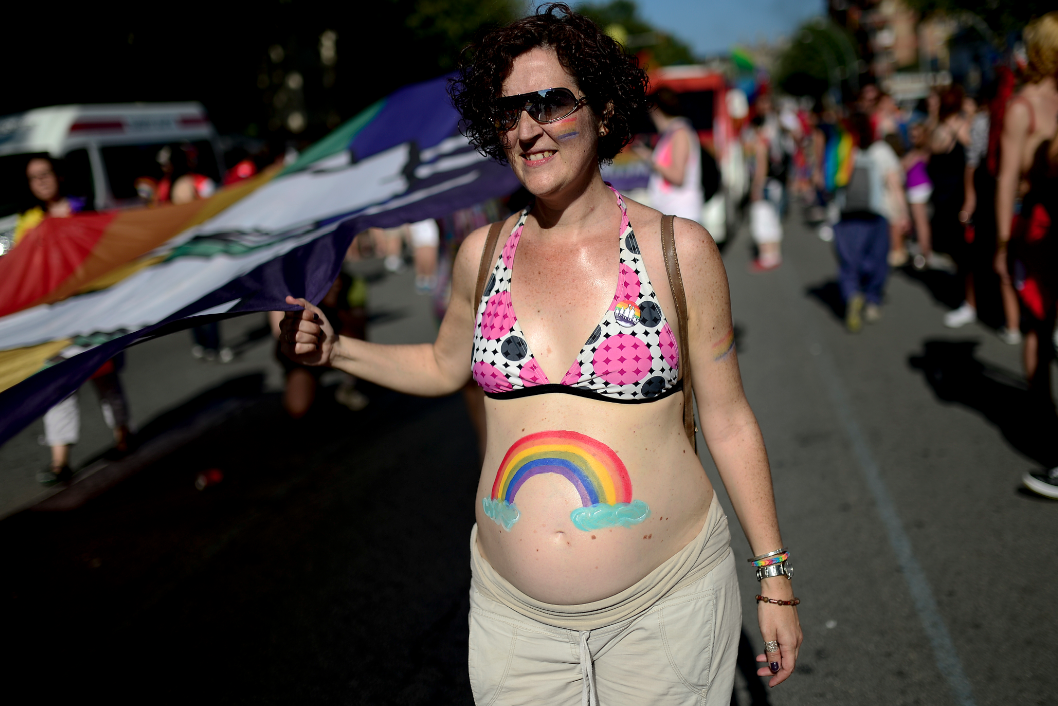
[755,594,800,606]
[751,551,789,568]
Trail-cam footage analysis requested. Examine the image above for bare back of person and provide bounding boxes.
[1011,82,1058,185]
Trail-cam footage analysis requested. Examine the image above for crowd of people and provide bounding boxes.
[5,3,1054,700]
[731,11,1057,498]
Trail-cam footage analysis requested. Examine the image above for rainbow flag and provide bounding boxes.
[824,126,854,192]
[0,74,520,445]
[731,47,755,73]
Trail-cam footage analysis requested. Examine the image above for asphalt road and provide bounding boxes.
[2,209,1055,705]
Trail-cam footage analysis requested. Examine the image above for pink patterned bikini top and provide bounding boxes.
[471,186,681,403]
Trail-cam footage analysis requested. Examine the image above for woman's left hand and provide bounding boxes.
[754,578,803,687]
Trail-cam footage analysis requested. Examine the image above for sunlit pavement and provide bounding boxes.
[3,211,1055,705]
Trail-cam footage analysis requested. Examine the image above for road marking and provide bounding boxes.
[783,265,976,706]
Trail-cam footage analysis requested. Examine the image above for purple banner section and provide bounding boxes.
[349,75,461,162]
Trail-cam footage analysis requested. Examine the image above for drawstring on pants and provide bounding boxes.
[579,630,597,706]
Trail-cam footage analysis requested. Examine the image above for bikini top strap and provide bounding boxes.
[474,220,505,308]
[1009,95,1037,136]
[661,214,697,452]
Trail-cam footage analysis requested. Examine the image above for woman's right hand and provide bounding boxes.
[279,296,338,367]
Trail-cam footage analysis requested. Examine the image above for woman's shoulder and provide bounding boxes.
[624,197,719,269]
[453,212,523,283]
[460,212,521,254]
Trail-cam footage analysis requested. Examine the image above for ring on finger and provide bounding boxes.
[764,640,779,653]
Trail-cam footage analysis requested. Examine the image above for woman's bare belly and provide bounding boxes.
[474,392,714,605]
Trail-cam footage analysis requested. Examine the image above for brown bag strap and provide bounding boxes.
[474,221,505,312]
[660,214,697,451]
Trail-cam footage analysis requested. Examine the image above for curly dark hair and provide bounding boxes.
[449,3,649,166]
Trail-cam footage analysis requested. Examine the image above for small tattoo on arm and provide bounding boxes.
[711,328,735,361]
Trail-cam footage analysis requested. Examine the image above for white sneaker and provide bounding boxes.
[943,303,976,328]
[818,225,834,242]
[384,255,404,273]
[925,252,956,273]
[998,327,1022,345]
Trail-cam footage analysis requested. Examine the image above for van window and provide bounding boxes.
[62,149,95,210]
[0,150,96,218]
[101,140,220,203]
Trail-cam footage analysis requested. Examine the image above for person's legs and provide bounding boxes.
[42,393,79,482]
[833,220,864,304]
[468,585,584,706]
[750,200,782,269]
[92,372,131,451]
[283,368,318,419]
[910,201,932,261]
[192,322,220,352]
[1000,272,1022,337]
[888,219,908,266]
[1025,316,1055,407]
[862,216,890,306]
[835,220,868,331]
[592,552,741,706]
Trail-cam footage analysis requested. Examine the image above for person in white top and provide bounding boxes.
[834,112,908,331]
[635,88,703,223]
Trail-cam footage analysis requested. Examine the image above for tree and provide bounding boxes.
[904,0,1054,41]
[775,20,861,101]
[1,0,523,141]
[577,0,696,66]
[404,0,525,70]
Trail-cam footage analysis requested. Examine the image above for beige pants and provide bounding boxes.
[469,496,741,706]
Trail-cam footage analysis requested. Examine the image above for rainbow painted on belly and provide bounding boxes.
[482,430,651,531]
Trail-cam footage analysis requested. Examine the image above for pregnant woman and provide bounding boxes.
[280,5,801,704]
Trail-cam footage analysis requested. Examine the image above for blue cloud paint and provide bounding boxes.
[482,497,521,530]
[570,500,651,531]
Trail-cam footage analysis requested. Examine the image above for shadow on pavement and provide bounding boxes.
[732,628,772,706]
[3,383,481,704]
[34,374,269,512]
[908,339,1058,468]
[806,280,845,321]
[121,373,266,453]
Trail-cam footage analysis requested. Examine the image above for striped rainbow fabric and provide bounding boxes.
[0,74,519,445]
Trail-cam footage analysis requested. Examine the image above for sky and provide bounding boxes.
[630,0,824,58]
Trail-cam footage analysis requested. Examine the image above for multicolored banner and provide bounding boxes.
[0,74,520,445]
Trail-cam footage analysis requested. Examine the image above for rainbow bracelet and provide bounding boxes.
[748,548,790,567]
[751,552,789,567]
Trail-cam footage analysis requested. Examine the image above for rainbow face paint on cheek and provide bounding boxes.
[552,116,580,141]
[712,328,735,361]
[482,430,651,531]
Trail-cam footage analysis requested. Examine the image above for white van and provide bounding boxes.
[0,103,224,255]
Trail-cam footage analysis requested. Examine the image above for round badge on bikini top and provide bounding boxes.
[614,300,641,327]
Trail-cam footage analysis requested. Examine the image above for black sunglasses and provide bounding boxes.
[495,87,588,131]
